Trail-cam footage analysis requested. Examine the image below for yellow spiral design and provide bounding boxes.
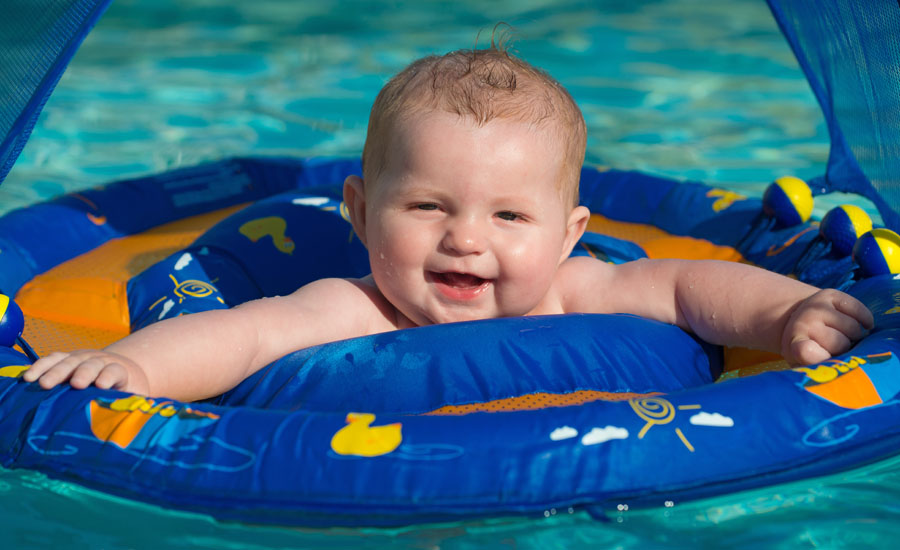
[629,397,675,438]
[174,279,216,299]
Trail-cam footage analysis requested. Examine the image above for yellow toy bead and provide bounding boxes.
[762,176,814,228]
[852,228,900,277]
[820,205,873,257]
[0,295,25,347]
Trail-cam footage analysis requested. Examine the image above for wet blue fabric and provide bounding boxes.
[3,281,900,526]
[214,313,718,414]
[578,169,760,244]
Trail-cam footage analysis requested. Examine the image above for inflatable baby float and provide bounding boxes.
[3,156,900,527]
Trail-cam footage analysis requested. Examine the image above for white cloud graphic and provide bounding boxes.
[158,299,175,319]
[690,412,734,427]
[292,196,330,207]
[581,426,629,446]
[174,253,192,270]
[550,426,578,441]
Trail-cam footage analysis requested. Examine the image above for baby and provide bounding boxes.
[26,47,873,401]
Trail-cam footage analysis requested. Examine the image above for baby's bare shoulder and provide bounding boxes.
[276,277,382,312]
[288,276,400,332]
[550,256,618,313]
[556,256,616,287]
[230,277,393,336]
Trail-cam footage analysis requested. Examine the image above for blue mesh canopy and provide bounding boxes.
[0,0,111,184]
[767,0,900,230]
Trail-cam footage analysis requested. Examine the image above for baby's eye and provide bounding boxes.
[415,203,439,211]
[496,211,521,222]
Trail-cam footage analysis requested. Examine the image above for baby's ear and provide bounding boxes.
[559,205,590,265]
[343,175,368,247]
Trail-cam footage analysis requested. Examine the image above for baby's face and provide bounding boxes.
[355,111,582,326]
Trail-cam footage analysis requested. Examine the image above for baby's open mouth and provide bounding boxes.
[432,271,488,288]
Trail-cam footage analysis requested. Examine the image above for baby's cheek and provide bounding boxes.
[372,233,422,278]
[503,242,557,295]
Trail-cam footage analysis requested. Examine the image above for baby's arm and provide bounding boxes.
[557,257,873,365]
[24,278,385,400]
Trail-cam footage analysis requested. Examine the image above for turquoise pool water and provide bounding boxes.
[2,0,897,547]
[5,444,900,548]
[0,0,880,220]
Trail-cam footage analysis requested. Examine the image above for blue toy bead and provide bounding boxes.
[852,228,900,278]
[0,294,25,348]
[762,176,813,228]
[820,205,873,257]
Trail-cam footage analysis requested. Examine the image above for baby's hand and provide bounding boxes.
[782,289,874,365]
[23,350,149,393]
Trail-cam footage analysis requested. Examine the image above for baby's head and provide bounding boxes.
[362,47,586,207]
[345,47,591,327]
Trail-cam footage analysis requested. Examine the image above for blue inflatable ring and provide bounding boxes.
[2,157,900,527]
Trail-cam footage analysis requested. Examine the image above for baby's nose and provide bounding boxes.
[442,219,487,255]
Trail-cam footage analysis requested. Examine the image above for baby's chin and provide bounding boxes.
[403,304,528,328]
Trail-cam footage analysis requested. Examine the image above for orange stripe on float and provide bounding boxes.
[805,367,882,409]
[16,278,130,332]
[640,237,742,261]
[15,205,248,354]
[586,215,743,262]
[586,214,671,245]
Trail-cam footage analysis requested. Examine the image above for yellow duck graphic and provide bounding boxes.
[330,412,402,457]
[239,216,295,255]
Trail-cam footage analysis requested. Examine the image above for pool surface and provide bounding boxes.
[2,0,879,221]
[1,0,896,547]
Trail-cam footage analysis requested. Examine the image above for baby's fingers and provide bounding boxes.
[32,362,82,389]
[67,357,111,389]
[829,291,875,330]
[25,351,106,389]
[94,364,129,390]
[22,351,70,383]
[792,325,854,365]
[790,338,831,366]
[824,308,871,342]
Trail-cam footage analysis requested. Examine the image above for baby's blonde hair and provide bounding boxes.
[362,47,587,207]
